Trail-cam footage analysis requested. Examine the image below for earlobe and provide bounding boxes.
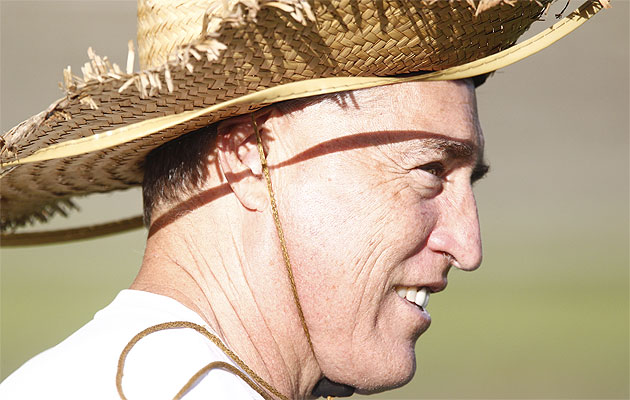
[216,115,268,211]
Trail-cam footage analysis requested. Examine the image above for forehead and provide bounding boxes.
[285,80,482,150]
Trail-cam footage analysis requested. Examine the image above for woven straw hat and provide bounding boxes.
[0,0,607,243]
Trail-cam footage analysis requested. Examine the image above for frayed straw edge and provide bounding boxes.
[0,98,69,160]
[79,95,98,110]
[1,199,78,233]
[62,0,314,100]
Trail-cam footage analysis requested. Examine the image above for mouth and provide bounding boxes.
[395,286,430,312]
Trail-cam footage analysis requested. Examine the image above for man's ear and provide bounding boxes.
[216,112,271,211]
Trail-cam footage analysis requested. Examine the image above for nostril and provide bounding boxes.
[441,252,458,268]
[442,251,474,271]
[427,224,482,272]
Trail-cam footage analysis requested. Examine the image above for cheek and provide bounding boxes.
[281,162,410,271]
[279,156,439,284]
[279,162,381,280]
[275,160,439,388]
[278,161,437,318]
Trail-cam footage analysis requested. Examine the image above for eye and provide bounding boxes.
[417,162,445,178]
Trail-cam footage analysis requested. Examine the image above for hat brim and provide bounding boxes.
[0,0,606,243]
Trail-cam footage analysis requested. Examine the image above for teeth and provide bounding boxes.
[414,287,429,309]
[405,287,417,303]
[396,286,430,310]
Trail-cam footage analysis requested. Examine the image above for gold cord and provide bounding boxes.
[115,321,288,400]
[251,114,317,359]
[174,361,273,400]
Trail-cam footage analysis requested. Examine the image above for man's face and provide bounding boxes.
[267,80,484,392]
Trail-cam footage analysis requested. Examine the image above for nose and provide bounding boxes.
[427,185,482,271]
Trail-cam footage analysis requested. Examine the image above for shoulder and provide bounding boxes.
[0,290,263,399]
[121,319,263,399]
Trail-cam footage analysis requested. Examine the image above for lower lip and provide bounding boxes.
[397,293,431,330]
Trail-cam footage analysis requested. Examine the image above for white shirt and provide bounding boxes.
[0,290,264,399]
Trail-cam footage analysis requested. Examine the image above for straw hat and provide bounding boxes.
[0,0,607,241]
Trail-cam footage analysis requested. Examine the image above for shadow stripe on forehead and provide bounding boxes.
[271,131,479,168]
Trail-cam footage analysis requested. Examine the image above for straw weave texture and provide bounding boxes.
[0,0,548,230]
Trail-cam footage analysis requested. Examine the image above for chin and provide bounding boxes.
[350,347,418,395]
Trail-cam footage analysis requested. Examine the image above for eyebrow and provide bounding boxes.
[418,138,474,159]
[407,138,490,183]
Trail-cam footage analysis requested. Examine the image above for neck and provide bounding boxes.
[131,214,321,399]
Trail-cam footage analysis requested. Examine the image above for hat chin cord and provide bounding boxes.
[252,114,355,399]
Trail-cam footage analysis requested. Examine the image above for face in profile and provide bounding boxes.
[266,80,486,393]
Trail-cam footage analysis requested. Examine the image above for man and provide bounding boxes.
[2,78,484,398]
[138,79,484,396]
[0,1,613,399]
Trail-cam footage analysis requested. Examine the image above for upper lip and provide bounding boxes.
[395,279,447,294]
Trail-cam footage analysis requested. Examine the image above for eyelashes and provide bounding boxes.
[417,161,489,184]
[471,163,490,184]
[410,162,445,198]
[416,162,445,178]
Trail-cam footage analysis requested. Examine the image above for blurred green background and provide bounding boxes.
[1,1,628,398]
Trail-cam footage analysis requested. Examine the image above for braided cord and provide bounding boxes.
[174,361,274,400]
[115,321,288,400]
[251,114,317,358]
